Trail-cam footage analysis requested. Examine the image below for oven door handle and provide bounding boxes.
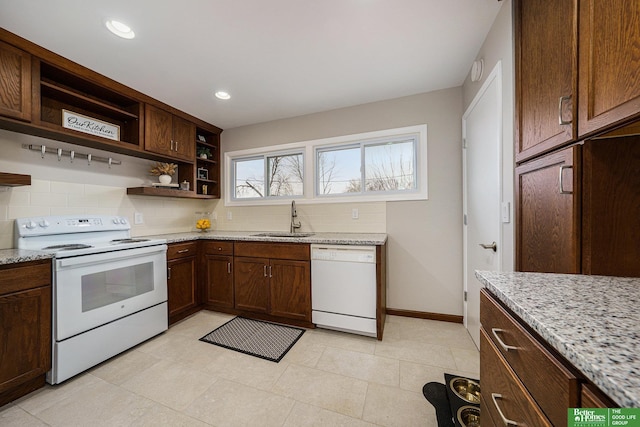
[57,245,168,269]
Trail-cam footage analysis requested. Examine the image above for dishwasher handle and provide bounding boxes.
[311,245,376,263]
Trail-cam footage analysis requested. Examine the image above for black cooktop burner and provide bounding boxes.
[43,244,93,250]
[110,238,150,244]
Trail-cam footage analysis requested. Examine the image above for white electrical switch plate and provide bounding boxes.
[134,212,144,224]
[501,202,510,223]
[212,212,217,220]
[352,208,359,219]
[226,211,232,220]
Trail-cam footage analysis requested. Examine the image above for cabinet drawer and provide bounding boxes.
[480,290,579,426]
[202,240,233,256]
[167,242,197,260]
[0,260,51,295]
[235,242,310,261]
[581,383,617,408]
[480,329,552,427]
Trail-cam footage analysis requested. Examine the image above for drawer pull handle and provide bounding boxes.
[227,262,231,274]
[177,249,190,254]
[491,328,519,352]
[269,265,272,278]
[559,165,573,194]
[264,265,267,277]
[491,393,519,426]
[167,267,171,280]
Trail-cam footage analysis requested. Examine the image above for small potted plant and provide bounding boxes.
[197,146,212,159]
[149,162,177,184]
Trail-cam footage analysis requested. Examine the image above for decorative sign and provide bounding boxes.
[62,110,120,141]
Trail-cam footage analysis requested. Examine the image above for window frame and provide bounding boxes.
[224,124,427,206]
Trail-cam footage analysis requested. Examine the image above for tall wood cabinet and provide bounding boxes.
[0,40,31,122]
[514,0,640,278]
[0,260,51,407]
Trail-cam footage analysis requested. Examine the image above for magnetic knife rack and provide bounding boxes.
[21,144,122,167]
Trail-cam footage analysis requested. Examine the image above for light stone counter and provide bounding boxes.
[143,230,388,246]
[476,270,640,408]
[0,249,54,266]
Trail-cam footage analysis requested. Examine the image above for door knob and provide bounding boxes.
[479,242,497,252]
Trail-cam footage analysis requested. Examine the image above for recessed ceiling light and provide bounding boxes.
[105,20,135,39]
[215,91,231,100]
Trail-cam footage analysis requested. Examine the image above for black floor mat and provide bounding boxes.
[422,382,454,427]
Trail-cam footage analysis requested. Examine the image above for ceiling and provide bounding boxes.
[0,0,502,130]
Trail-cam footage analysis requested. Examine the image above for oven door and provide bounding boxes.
[54,244,168,340]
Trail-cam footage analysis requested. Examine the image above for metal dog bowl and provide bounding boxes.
[449,377,481,404]
[456,405,480,427]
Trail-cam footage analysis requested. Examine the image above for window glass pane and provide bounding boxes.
[234,158,264,198]
[267,153,304,196]
[317,146,361,195]
[364,139,415,192]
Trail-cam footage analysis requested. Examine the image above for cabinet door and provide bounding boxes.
[579,1,640,137]
[234,257,269,313]
[514,0,577,163]
[269,259,310,321]
[144,104,173,156]
[0,286,51,394]
[172,115,195,161]
[167,256,197,319]
[516,146,581,273]
[204,254,234,309]
[0,41,31,121]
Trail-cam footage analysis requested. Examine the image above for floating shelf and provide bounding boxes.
[0,172,31,186]
[126,186,216,199]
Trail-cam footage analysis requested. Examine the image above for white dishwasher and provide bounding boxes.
[311,244,377,337]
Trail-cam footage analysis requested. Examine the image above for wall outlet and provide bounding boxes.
[352,208,359,219]
[226,211,232,220]
[212,212,217,220]
[134,212,144,224]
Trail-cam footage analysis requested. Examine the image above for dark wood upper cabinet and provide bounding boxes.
[144,104,196,162]
[516,146,581,274]
[0,40,31,122]
[514,0,578,163]
[578,1,640,137]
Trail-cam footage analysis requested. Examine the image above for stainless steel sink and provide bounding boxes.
[252,232,315,238]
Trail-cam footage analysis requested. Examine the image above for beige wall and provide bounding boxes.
[219,88,464,316]
[462,0,515,271]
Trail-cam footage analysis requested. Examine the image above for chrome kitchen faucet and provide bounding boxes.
[290,200,302,233]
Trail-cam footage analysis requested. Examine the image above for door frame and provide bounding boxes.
[462,61,503,330]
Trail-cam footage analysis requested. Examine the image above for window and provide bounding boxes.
[316,137,417,196]
[225,124,427,205]
[232,152,304,199]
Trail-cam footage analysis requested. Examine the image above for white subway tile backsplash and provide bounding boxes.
[0,178,385,250]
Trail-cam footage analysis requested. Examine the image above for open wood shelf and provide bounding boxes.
[0,172,31,186]
[126,186,216,199]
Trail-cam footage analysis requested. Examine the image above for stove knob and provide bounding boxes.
[25,221,37,229]
[38,220,50,228]
[119,218,127,224]
[112,218,120,224]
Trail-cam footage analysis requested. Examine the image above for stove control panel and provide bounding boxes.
[15,215,130,236]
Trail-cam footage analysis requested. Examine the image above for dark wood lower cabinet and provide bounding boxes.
[167,242,199,325]
[0,259,51,407]
[269,259,311,322]
[234,257,269,314]
[202,241,234,310]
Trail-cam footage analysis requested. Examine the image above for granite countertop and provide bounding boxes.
[0,249,54,266]
[142,230,388,246]
[476,270,640,408]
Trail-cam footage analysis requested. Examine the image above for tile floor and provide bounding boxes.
[0,312,479,426]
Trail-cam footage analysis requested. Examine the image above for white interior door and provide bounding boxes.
[463,62,502,349]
